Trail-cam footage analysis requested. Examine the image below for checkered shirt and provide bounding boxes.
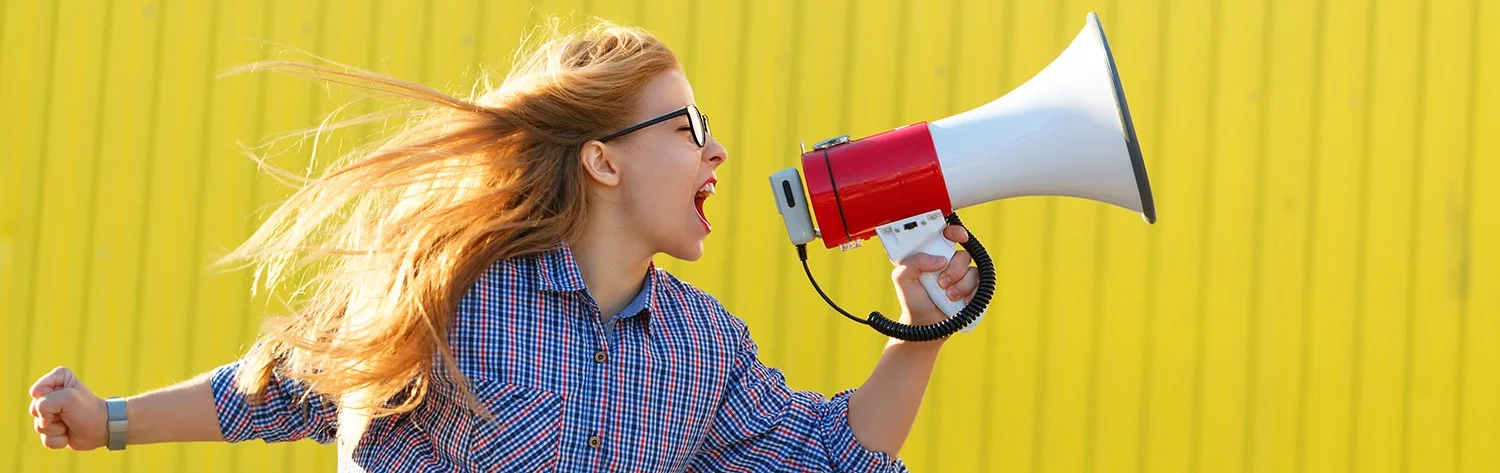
[208,244,909,472]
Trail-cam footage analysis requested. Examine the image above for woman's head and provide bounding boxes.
[470,19,714,257]
[577,69,728,261]
[221,19,706,442]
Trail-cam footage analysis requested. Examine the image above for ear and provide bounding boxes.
[579,140,621,187]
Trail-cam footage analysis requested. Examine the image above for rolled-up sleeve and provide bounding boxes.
[208,361,337,444]
[688,319,908,472]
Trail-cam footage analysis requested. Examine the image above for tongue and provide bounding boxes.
[694,196,711,232]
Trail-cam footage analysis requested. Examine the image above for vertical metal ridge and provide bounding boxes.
[1242,0,1277,471]
[12,0,64,467]
[770,0,808,371]
[977,0,1016,467]
[716,0,755,314]
[1293,0,1329,469]
[179,0,225,469]
[1135,1,1172,471]
[1189,0,1226,470]
[1452,0,1481,468]
[1397,0,1431,470]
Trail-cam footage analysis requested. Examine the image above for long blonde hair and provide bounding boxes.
[219,19,679,441]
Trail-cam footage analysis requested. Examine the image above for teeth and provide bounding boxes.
[698,182,716,195]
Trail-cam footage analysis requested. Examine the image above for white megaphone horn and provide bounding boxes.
[770,12,1156,342]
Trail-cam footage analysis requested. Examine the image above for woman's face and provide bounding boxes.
[588,69,728,261]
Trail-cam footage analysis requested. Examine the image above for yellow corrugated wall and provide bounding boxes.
[3,0,1496,471]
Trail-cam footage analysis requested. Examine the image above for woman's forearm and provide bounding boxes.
[846,339,943,456]
[124,371,226,445]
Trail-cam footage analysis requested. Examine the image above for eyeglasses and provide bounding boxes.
[597,104,711,148]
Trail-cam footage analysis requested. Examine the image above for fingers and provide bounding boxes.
[892,254,949,284]
[34,407,54,431]
[34,416,66,436]
[943,225,970,244]
[34,402,71,449]
[891,254,949,302]
[42,432,69,449]
[33,389,77,450]
[28,396,59,426]
[935,251,973,296]
[35,389,74,418]
[947,267,980,302]
[30,366,74,398]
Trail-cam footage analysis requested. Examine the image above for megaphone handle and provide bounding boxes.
[877,211,979,322]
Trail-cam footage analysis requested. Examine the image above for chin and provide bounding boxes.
[663,239,706,262]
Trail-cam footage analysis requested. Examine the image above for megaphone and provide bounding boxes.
[770,12,1156,342]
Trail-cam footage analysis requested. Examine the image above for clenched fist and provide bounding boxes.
[28,366,107,450]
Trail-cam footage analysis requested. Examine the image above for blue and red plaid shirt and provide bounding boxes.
[209,244,909,472]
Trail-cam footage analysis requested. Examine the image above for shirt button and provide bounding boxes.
[593,351,607,363]
[588,435,603,449]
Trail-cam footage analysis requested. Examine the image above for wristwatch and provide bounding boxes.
[104,397,128,451]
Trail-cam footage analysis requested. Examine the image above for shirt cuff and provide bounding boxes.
[208,361,258,443]
[818,389,908,472]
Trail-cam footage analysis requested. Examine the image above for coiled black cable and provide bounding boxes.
[797,212,997,342]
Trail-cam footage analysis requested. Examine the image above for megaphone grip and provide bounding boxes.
[864,213,996,342]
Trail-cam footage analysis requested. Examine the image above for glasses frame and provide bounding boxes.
[597,104,711,147]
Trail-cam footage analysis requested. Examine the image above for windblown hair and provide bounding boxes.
[218,19,679,444]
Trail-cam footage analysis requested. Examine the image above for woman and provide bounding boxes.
[26,20,980,472]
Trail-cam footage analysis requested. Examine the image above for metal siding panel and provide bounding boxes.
[1141,1,1218,472]
[1248,0,1321,471]
[21,1,108,470]
[1197,0,1270,469]
[1458,5,1499,473]
[1405,0,1476,470]
[3,0,59,470]
[775,0,853,426]
[1302,0,1375,471]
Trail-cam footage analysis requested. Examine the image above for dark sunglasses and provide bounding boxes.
[597,104,712,147]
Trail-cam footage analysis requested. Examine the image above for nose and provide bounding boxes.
[704,135,727,167]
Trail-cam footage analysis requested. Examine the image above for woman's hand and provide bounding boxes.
[28,366,107,450]
[888,224,980,347]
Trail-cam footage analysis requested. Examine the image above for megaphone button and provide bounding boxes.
[811,135,850,150]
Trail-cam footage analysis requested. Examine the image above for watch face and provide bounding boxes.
[105,398,128,422]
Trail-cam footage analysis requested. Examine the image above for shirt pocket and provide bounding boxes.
[466,379,563,472]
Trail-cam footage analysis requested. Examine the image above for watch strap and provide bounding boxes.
[104,397,127,451]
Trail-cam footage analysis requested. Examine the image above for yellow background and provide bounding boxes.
[4,0,1497,472]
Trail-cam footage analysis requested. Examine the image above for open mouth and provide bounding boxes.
[694,177,717,233]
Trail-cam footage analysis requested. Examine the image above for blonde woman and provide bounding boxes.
[25,21,979,472]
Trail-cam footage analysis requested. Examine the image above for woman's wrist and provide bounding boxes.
[883,335,945,355]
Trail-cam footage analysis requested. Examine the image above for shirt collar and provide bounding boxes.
[535,244,588,293]
[535,243,659,321]
[613,267,656,321]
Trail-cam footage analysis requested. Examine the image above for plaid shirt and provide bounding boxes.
[209,245,908,472]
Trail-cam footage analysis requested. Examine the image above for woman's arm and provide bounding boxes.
[846,340,943,456]
[28,366,223,450]
[846,225,978,455]
[29,361,339,451]
[123,372,226,444]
